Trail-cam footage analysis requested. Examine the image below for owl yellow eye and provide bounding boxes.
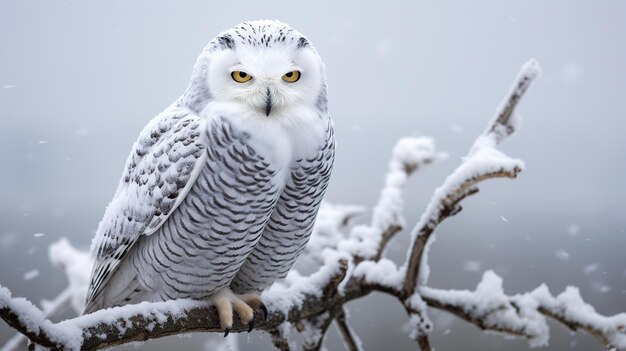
[231,71,252,83]
[282,70,301,83]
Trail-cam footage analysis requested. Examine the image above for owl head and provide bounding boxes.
[182,20,327,118]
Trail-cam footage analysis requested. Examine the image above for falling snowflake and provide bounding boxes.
[583,263,599,275]
[555,249,570,261]
[23,269,40,281]
[463,260,482,272]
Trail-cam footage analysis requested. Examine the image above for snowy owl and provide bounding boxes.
[84,20,334,334]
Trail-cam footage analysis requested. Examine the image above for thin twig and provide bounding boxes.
[334,307,362,351]
[416,335,432,351]
[373,224,402,262]
[301,310,339,351]
[268,328,292,351]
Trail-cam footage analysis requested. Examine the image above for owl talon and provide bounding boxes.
[237,293,267,320]
[260,302,268,320]
[211,288,254,335]
[248,320,254,333]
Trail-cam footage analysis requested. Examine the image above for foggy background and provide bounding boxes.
[1,1,625,350]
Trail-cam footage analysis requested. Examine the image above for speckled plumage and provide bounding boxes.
[84,20,334,315]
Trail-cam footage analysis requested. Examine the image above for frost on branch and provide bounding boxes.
[48,238,93,314]
[2,59,622,351]
[421,271,626,350]
[352,258,405,290]
[403,58,541,295]
[302,203,365,263]
[338,136,446,260]
[421,271,549,347]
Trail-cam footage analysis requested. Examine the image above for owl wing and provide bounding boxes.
[85,104,207,310]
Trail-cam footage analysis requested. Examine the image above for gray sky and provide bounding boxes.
[1,1,625,350]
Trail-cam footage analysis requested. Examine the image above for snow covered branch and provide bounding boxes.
[420,271,626,349]
[269,326,292,351]
[402,59,540,298]
[3,59,620,351]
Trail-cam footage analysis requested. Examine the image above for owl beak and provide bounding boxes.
[265,87,272,116]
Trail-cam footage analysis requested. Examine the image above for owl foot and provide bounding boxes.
[211,288,255,337]
[237,293,268,320]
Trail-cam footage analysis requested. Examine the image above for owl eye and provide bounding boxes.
[231,71,252,83]
[282,71,301,83]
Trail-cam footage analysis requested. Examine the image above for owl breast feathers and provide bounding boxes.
[84,19,334,326]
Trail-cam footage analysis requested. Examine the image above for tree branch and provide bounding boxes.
[299,311,336,351]
[419,271,626,349]
[1,288,73,351]
[341,136,445,263]
[402,59,540,299]
[0,302,62,350]
[334,307,362,351]
[268,327,292,351]
[415,335,432,351]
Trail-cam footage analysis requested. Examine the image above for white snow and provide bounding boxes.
[304,202,364,262]
[532,285,626,348]
[339,136,445,259]
[275,322,296,350]
[421,271,549,347]
[402,60,539,287]
[23,270,39,281]
[33,233,45,238]
[48,238,94,313]
[372,136,446,232]
[405,293,432,338]
[0,284,83,350]
[299,312,328,345]
[353,258,405,289]
[421,270,626,349]
[338,225,381,259]
[483,58,541,145]
[583,263,599,276]
[555,249,570,261]
[591,281,612,294]
[263,249,351,315]
[59,298,205,349]
[2,288,74,351]
[407,144,524,284]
